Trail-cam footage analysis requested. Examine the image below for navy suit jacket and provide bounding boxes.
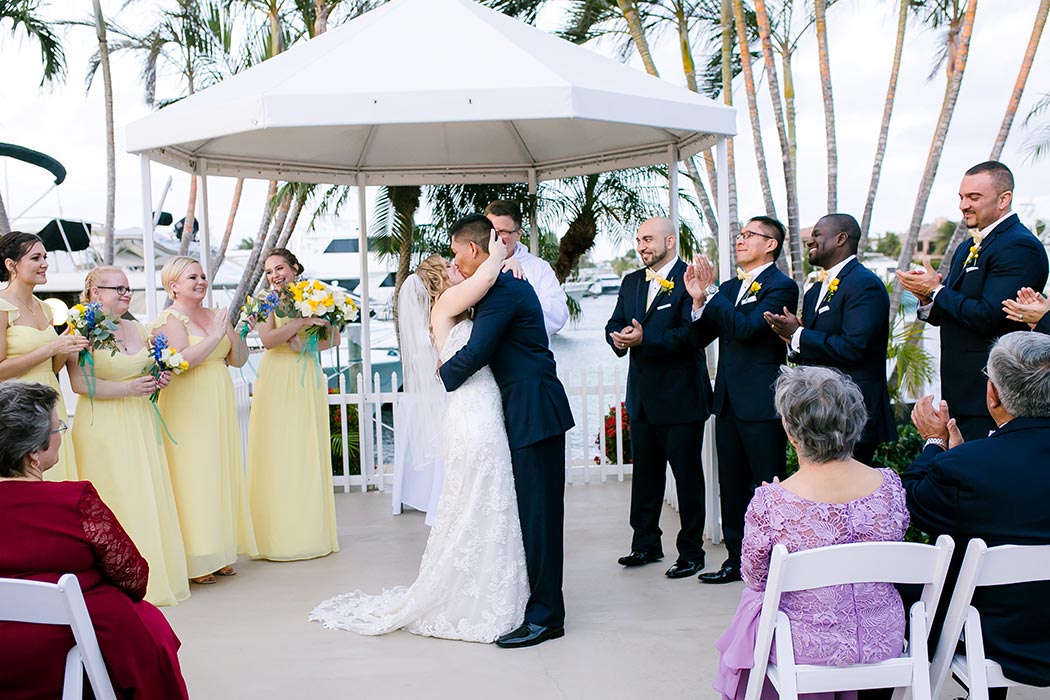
[928,214,1048,418]
[693,264,799,422]
[439,272,574,451]
[901,417,1050,686]
[798,258,896,445]
[605,259,713,425]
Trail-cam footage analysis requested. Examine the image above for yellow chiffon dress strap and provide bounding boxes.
[154,307,191,331]
[0,297,20,325]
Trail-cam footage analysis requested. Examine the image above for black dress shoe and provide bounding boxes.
[698,562,742,584]
[496,622,565,649]
[618,550,663,567]
[665,559,704,578]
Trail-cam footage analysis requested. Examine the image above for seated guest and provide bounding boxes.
[714,366,910,700]
[905,331,1050,695]
[0,381,189,700]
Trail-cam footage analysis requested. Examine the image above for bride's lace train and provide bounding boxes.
[309,321,529,643]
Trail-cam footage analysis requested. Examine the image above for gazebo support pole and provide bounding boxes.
[528,168,538,256]
[715,138,731,282]
[196,162,213,306]
[139,156,158,319]
[356,174,375,491]
[667,145,680,252]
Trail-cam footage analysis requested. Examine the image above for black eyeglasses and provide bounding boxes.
[736,231,775,242]
[95,285,133,296]
[51,420,68,435]
[494,228,522,236]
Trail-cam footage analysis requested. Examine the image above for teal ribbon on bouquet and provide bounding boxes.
[296,330,326,388]
[77,350,97,420]
[148,384,177,445]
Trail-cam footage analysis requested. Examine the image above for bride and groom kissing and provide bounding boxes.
[311,214,575,648]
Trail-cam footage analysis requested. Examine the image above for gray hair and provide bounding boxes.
[987,331,1050,417]
[774,366,868,463]
[0,381,59,477]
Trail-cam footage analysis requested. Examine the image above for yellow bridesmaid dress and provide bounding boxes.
[71,321,190,606]
[247,316,339,561]
[156,309,257,578]
[0,297,77,481]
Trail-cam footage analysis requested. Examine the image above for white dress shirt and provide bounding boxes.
[790,255,856,354]
[511,242,569,338]
[645,256,679,310]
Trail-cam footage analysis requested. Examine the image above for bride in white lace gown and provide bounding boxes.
[310,233,529,643]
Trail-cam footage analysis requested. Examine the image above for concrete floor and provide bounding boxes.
[162,481,1039,700]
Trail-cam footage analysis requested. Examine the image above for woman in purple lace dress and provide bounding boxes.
[714,366,910,700]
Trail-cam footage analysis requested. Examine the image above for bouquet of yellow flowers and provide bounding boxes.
[144,333,188,402]
[277,279,359,340]
[238,289,281,338]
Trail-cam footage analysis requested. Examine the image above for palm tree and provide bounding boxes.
[813,0,836,212]
[937,0,1048,278]
[0,0,65,85]
[753,0,802,283]
[731,0,777,219]
[1,0,66,235]
[858,0,913,257]
[1024,92,1050,162]
[90,0,116,265]
[888,0,979,325]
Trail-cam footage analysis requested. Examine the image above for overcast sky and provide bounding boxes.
[1,0,1047,258]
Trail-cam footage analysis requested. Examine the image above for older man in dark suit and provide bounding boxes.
[904,331,1050,695]
[606,216,712,580]
[898,161,1049,441]
[766,213,896,464]
[683,216,799,584]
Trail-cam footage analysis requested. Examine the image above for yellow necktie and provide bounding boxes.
[736,266,751,283]
[645,268,659,308]
[645,268,659,282]
[970,229,985,245]
[817,269,829,283]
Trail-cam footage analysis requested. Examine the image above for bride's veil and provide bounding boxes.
[396,273,445,469]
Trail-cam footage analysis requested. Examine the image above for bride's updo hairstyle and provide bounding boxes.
[413,255,448,308]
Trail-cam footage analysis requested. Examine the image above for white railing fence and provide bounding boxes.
[234,365,721,542]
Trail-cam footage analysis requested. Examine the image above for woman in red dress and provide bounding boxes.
[0,381,189,700]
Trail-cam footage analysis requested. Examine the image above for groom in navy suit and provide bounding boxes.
[606,217,712,579]
[766,214,896,464]
[685,216,799,584]
[439,214,574,649]
[898,161,1049,441]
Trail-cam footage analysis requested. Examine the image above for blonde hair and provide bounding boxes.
[161,256,202,300]
[413,255,447,308]
[80,265,124,303]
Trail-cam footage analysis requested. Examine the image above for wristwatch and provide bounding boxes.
[704,284,719,298]
[923,437,947,450]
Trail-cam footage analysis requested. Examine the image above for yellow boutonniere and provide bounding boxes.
[749,281,761,295]
[823,278,840,304]
[658,277,674,293]
[964,243,981,267]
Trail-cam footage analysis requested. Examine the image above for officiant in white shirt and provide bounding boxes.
[485,200,568,339]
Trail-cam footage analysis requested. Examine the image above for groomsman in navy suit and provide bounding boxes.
[606,217,712,579]
[766,214,896,464]
[683,216,799,584]
[898,161,1048,441]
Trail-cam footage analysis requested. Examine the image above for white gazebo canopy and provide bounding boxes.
[126,0,736,486]
[126,0,735,186]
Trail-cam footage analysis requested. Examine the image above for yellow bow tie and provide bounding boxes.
[645,268,660,282]
[817,269,830,283]
[736,266,751,282]
[970,229,985,245]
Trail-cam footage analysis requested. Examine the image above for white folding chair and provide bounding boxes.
[744,535,955,700]
[929,538,1050,700]
[0,573,117,700]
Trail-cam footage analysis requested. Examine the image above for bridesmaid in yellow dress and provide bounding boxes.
[0,232,87,482]
[154,256,257,585]
[67,266,190,606]
[247,248,340,561]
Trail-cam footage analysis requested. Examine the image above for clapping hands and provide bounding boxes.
[1002,287,1050,329]
[683,255,717,306]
